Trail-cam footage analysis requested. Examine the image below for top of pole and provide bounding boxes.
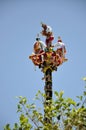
[29,23,68,73]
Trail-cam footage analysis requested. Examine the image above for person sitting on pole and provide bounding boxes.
[54,36,67,62]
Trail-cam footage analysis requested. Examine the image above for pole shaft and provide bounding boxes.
[44,68,52,123]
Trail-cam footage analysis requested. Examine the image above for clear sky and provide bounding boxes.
[0,0,86,129]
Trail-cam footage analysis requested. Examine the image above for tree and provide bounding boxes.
[4,77,86,130]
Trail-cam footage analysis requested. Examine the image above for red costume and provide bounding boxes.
[45,36,54,47]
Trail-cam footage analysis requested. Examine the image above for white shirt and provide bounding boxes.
[46,26,52,33]
[54,42,65,48]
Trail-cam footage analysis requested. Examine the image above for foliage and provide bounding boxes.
[4,78,86,130]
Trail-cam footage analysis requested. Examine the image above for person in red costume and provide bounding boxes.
[41,23,54,48]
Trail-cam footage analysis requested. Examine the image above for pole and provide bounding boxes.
[44,68,52,124]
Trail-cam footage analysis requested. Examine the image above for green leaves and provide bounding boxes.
[4,80,86,130]
[4,124,11,130]
[20,114,28,125]
[13,123,19,130]
[66,98,76,106]
[82,77,86,81]
[54,90,64,98]
[19,96,27,105]
[19,114,32,129]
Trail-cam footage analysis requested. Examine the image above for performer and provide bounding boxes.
[54,36,67,62]
[41,23,54,48]
[33,34,46,54]
[29,35,46,66]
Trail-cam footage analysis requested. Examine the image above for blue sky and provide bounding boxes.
[0,0,86,129]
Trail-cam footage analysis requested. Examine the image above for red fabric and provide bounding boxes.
[46,39,50,45]
[49,36,54,41]
[58,40,62,42]
[46,36,54,45]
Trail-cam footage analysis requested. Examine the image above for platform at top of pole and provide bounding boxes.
[29,23,68,74]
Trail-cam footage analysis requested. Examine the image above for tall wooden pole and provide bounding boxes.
[44,68,52,124]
